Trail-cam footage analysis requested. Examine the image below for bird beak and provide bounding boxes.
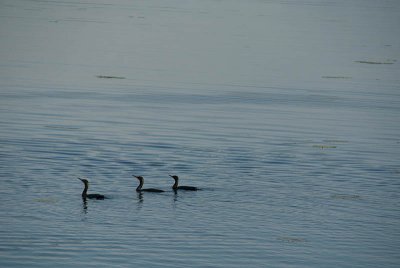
[132,175,139,179]
[169,175,173,178]
[77,177,82,181]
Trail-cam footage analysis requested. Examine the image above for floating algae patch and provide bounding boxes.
[277,237,306,243]
[323,139,348,143]
[330,194,361,200]
[322,76,352,79]
[96,75,126,79]
[33,197,58,203]
[312,145,337,149]
[44,124,81,130]
[355,59,396,65]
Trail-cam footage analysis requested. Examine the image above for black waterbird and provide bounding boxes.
[133,175,165,192]
[169,175,198,191]
[77,178,106,200]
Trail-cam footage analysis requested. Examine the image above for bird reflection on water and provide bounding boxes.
[137,192,144,202]
[81,199,88,214]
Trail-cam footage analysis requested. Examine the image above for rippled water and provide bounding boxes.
[1,0,399,267]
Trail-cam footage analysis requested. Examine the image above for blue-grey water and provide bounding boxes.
[1,0,399,267]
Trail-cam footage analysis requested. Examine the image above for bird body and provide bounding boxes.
[169,175,198,191]
[133,175,164,192]
[175,185,198,191]
[78,178,105,200]
[85,193,105,199]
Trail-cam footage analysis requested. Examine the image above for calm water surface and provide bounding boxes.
[1,0,399,267]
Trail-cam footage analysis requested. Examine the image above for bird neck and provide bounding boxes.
[136,179,143,191]
[82,183,88,197]
[172,179,178,189]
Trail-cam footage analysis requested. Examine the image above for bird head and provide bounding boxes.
[169,175,179,180]
[133,175,143,181]
[78,177,89,184]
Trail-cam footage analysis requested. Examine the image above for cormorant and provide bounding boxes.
[169,175,198,191]
[77,178,105,200]
[133,175,164,192]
